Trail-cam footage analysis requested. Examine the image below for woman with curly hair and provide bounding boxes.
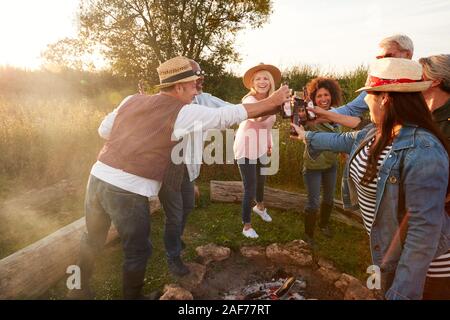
[302,77,343,244]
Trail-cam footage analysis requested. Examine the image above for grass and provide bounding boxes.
[44,182,371,300]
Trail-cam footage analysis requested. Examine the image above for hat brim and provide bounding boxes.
[155,75,200,89]
[243,64,282,90]
[356,81,432,93]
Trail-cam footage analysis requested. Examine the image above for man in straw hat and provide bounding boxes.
[291,58,450,299]
[68,56,289,299]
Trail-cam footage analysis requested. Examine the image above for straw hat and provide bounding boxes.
[155,56,200,89]
[356,58,432,93]
[242,63,282,90]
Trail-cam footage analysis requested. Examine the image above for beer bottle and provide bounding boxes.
[290,93,300,136]
[295,91,308,125]
[280,88,292,118]
[303,87,317,121]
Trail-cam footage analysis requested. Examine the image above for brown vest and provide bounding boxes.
[98,94,185,182]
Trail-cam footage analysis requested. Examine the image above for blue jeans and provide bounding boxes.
[81,175,152,272]
[238,157,267,224]
[303,165,337,211]
[158,167,195,260]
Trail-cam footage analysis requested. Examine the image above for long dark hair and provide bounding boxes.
[362,91,450,196]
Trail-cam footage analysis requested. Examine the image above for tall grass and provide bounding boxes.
[0,65,367,196]
[0,93,131,192]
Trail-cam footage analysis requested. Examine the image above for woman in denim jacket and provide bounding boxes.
[291,58,450,300]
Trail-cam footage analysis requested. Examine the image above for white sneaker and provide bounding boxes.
[242,227,259,239]
[253,206,272,222]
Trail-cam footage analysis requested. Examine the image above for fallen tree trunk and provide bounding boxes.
[210,180,363,227]
[0,196,160,299]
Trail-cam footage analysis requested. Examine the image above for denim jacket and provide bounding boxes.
[305,124,450,300]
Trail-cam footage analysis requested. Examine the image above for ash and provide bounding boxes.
[222,276,308,300]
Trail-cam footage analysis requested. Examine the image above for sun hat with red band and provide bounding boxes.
[356,58,432,93]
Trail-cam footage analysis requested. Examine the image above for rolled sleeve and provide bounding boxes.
[306,131,357,155]
[332,92,369,117]
[387,143,448,299]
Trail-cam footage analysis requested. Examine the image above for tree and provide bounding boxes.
[73,0,271,84]
[41,38,97,71]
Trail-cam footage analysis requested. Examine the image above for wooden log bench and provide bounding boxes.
[0,196,160,299]
[210,180,363,229]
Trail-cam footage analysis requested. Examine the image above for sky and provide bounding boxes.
[0,0,449,75]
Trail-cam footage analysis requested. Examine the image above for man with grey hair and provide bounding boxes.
[311,34,415,125]
[377,34,414,59]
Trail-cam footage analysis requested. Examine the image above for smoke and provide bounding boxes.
[0,179,83,259]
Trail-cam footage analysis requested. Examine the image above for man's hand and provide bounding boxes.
[290,123,307,141]
[243,84,290,118]
[306,106,332,124]
[306,106,361,128]
[269,84,290,106]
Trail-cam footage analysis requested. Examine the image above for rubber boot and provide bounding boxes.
[319,203,334,238]
[66,235,96,300]
[168,256,190,277]
[123,269,148,300]
[304,208,317,246]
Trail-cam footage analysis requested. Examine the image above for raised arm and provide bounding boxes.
[333,92,369,117]
[290,123,358,154]
[194,93,234,109]
[309,107,362,128]
[173,85,289,139]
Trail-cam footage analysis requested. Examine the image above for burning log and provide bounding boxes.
[225,275,307,300]
[274,276,297,298]
[0,196,160,299]
[210,181,363,228]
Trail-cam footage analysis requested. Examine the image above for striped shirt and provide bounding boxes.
[350,138,450,278]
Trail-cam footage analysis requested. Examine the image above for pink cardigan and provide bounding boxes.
[233,95,276,160]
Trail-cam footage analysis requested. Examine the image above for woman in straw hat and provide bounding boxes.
[291,58,450,299]
[233,63,281,239]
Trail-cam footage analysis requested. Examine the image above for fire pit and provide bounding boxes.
[187,243,344,300]
[159,241,377,300]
